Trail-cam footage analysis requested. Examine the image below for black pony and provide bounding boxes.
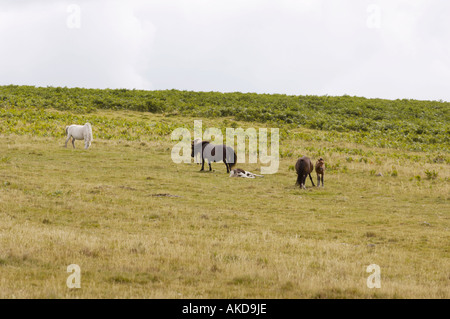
[191,140,237,173]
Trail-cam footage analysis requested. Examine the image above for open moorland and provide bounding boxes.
[0,85,448,298]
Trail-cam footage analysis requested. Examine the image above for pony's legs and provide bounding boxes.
[208,162,212,171]
[321,175,324,187]
[308,173,315,187]
[71,137,76,148]
[317,174,320,187]
[84,139,89,149]
[296,173,302,186]
[65,135,71,148]
[301,174,308,189]
[200,158,205,171]
[223,159,229,173]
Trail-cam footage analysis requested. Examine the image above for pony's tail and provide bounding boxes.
[86,123,93,142]
[229,150,237,168]
[65,126,69,136]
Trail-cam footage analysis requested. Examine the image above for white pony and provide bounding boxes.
[65,123,93,149]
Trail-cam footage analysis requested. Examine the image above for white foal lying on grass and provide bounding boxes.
[65,123,93,149]
[229,168,264,178]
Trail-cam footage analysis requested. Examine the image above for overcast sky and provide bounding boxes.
[0,0,449,101]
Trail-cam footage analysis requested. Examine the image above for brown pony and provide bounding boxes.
[315,157,325,187]
[295,156,315,189]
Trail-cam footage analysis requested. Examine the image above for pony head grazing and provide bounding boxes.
[65,123,93,149]
[295,156,315,189]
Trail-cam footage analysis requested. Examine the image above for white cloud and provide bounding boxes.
[0,0,449,101]
[0,0,156,89]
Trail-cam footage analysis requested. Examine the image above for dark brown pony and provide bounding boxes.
[191,140,237,173]
[315,157,325,187]
[295,156,315,189]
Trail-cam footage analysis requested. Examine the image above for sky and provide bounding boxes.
[0,0,449,101]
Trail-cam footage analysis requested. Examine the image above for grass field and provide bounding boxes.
[0,106,448,298]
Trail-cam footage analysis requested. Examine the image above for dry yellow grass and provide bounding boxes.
[0,115,449,299]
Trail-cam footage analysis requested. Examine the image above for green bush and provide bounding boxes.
[425,169,438,180]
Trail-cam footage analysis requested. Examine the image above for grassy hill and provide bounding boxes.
[0,86,448,298]
[1,85,449,152]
